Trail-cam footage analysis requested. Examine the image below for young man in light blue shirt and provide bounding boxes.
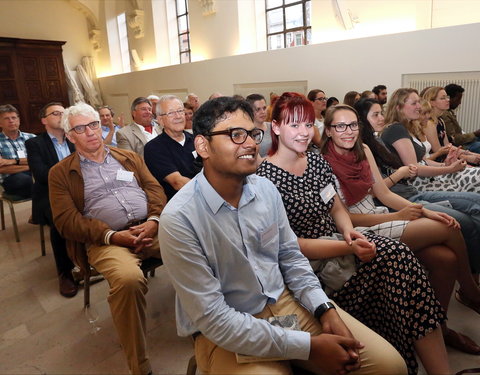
[159,97,406,375]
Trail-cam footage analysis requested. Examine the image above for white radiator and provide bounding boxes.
[408,79,480,134]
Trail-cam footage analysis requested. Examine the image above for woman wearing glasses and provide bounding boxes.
[257,93,452,375]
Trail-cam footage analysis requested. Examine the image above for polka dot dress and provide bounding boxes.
[257,153,446,375]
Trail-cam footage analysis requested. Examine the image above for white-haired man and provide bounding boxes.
[49,102,166,375]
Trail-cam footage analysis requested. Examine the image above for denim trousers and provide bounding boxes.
[409,190,480,273]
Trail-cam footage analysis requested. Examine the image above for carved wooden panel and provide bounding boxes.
[45,80,62,99]
[44,57,59,79]
[25,80,43,100]
[0,81,18,101]
[0,55,14,79]
[22,57,40,80]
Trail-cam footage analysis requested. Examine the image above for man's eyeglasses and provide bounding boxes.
[69,121,100,134]
[45,111,64,117]
[314,97,328,102]
[206,127,264,145]
[159,109,185,118]
[330,122,359,132]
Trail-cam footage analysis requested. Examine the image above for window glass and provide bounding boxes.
[267,8,284,33]
[266,0,311,50]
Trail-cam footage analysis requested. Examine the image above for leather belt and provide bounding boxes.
[123,218,147,230]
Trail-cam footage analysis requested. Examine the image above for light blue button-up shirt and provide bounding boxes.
[159,171,329,361]
[48,133,71,162]
[101,125,121,146]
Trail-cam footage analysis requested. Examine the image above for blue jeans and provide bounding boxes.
[465,137,480,154]
[409,190,480,273]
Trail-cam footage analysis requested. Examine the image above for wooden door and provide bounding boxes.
[0,38,69,134]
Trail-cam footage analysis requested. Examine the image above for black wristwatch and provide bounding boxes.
[314,302,336,320]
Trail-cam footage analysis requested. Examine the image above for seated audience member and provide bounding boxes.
[116,97,161,157]
[183,102,194,133]
[343,91,360,107]
[49,102,166,375]
[442,83,480,153]
[0,104,35,198]
[381,88,480,193]
[307,89,327,137]
[320,102,480,357]
[146,94,160,118]
[360,90,376,100]
[356,97,480,286]
[98,105,123,146]
[208,92,223,100]
[326,96,339,109]
[144,95,196,200]
[186,93,200,112]
[372,85,388,105]
[266,92,279,122]
[159,96,407,375]
[26,102,77,297]
[421,87,480,164]
[257,93,451,374]
[246,93,272,158]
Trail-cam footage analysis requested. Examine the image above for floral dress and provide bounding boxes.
[257,152,445,375]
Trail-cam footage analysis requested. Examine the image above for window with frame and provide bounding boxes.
[176,0,191,63]
[266,0,311,50]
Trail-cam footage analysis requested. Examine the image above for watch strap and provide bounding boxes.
[314,302,336,320]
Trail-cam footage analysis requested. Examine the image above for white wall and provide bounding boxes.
[0,0,92,69]
[98,22,480,116]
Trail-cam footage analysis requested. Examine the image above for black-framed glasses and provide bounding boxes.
[206,127,264,145]
[330,122,359,132]
[69,121,100,134]
[314,97,328,102]
[159,109,185,118]
[45,111,64,117]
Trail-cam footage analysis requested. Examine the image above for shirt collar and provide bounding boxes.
[47,132,66,144]
[197,170,257,214]
[79,146,111,164]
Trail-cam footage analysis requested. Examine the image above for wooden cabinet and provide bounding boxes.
[0,37,69,134]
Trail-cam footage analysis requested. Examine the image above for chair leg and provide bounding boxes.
[7,201,20,242]
[84,272,91,308]
[186,355,197,375]
[40,224,46,256]
[0,200,5,230]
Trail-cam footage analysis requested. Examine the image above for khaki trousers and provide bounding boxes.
[87,239,160,375]
[195,289,407,375]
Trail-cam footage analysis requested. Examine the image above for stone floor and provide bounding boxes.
[0,200,479,374]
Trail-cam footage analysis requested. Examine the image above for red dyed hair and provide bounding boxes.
[269,92,315,156]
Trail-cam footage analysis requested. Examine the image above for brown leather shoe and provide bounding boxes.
[59,273,78,298]
[444,328,480,355]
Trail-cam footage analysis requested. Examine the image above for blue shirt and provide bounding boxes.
[48,133,72,162]
[159,171,329,360]
[0,130,36,183]
[101,125,121,146]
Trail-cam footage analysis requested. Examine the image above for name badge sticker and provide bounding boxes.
[17,150,26,159]
[320,183,336,204]
[192,150,198,159]
[116,170,134,182]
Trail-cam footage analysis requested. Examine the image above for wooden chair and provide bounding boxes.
[0,190,46,256]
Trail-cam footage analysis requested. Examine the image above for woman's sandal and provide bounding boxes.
[456,290,480,315]
[444,328,480,355]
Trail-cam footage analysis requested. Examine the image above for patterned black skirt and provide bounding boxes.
[329,233,446,375]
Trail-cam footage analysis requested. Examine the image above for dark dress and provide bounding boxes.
[257,152,445,375]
